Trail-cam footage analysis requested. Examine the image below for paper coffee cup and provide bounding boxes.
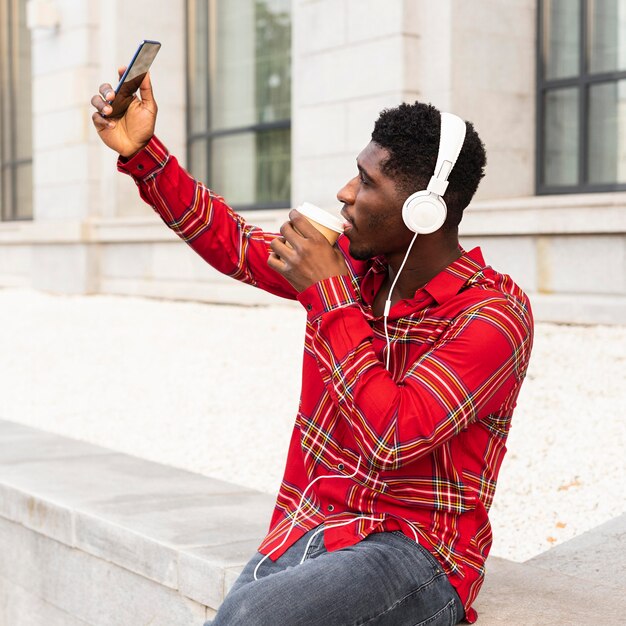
[296,202,344,245]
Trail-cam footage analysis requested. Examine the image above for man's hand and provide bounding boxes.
[268,210,349,292]
[90,67,157,158]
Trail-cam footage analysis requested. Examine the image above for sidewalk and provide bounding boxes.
[1,287,625,564]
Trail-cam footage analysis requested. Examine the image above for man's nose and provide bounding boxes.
[337,176,357,205]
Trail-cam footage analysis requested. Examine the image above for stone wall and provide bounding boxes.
[28,0,186,293]
[0,0,624,323]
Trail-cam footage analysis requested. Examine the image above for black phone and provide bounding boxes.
[106,40,161,119]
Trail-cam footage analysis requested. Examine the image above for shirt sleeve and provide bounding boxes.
[117,136,298,300]
[298,276,533,471]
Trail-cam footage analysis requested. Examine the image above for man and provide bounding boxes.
[91,69,533,625]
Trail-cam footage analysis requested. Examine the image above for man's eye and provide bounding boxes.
[359,173,368,185]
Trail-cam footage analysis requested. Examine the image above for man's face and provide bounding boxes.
[338,141,412,261]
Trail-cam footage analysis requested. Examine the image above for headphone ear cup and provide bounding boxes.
[402,191,447,234]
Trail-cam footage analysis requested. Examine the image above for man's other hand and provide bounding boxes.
[268,210,349,292]
[90,66,157,158]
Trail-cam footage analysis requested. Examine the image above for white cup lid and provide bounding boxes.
[297,202,344,233]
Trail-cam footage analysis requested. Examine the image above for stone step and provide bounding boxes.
[474,556,624,624]
[0,418,274,623]
[1,418,624,625]
[526,511,626,587]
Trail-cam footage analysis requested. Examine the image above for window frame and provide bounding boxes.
[0,0,33,221]
[536,0,626,195]
[185,0,292,211]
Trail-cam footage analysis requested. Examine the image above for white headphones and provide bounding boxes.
[401,111,467,234]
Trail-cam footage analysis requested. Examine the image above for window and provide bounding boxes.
[186,0,291,210]
[0,0,33,220]
[537,0,626,193]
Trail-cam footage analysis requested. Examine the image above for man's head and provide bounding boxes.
[338,101,486,262]
[371,101,486,232]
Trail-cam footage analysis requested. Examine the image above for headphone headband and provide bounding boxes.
[402,110,467,235]
[426,112,467,196]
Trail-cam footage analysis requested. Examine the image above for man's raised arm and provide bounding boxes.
[90,68,297,300]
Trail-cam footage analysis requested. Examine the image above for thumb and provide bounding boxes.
[139,72,155,105]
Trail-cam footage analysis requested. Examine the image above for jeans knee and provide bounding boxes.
[212,592,263,626]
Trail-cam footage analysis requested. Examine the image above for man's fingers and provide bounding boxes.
[139,72,156,105]
[279,220,302,248]
[270,235,292,258]
[91,110,115,131]
[90,94,112,115]
[99,66,125,102]
[267,252,286,273]
[288,209,318,238]
[91,111,106,129]
[99,82,115,102]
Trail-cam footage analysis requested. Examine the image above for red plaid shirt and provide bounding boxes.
[119,136,534,623]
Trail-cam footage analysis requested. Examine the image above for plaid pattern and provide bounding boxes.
[119,137,534,623]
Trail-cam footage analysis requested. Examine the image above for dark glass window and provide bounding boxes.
[0,0,33,220]
[537,0,626,193]
[186,0,291,210]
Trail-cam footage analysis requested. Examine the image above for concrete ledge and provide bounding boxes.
[526,512,626,588]
[97,276,291,307]
[462,191,626,236]
[474,556,624,625]
[0,518,207,626]
[1,193,624,247]
[1,418,625,625]
[0,210,288,245]
[0,419,274,625]
[529,292,626,326]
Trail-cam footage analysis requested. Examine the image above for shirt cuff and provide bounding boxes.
[297,274,361,321]
[116,135,169,181]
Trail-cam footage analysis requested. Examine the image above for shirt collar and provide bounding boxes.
[423,246,486,304]
[365,247,486,306]
[370,256,387,274]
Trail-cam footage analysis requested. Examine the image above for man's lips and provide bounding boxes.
[340,209,354,231]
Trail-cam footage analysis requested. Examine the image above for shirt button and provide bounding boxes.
[137,164,144,171]
[337,463,345,471]
[327,504,335,512]
[306,304,312,311]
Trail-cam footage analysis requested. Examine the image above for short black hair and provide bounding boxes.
[371,101,486,230]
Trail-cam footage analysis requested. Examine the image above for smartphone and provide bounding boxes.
[105,40,161,119]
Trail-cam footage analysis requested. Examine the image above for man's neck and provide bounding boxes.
[385,236,461,302]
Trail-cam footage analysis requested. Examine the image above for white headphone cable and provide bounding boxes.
[384,231,419,370]
[297,514,385,565]
[253,457,362,580]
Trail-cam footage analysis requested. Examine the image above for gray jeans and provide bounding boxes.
[204,526,464,625]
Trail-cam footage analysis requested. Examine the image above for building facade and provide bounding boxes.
[0,0,624,323]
